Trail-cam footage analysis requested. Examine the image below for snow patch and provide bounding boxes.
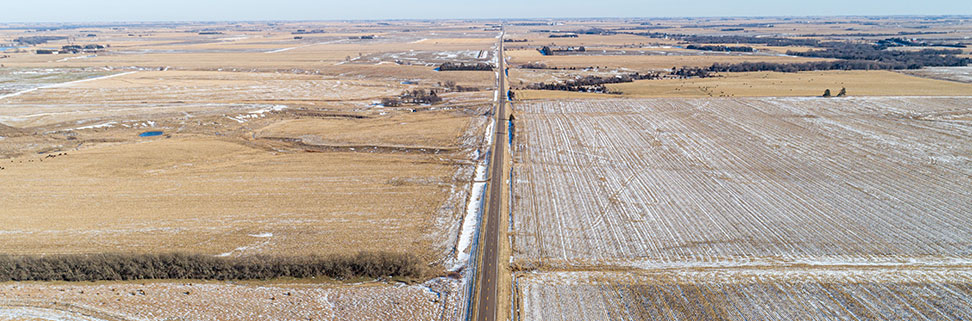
[0,307,107,321]
[265,46,298,54]
[452,120,495,271]
[56,55,96,62]
[249,105,288,114]
[0,71,137,101]
[74,121,116,130]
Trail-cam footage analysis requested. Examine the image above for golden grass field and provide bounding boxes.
[505,48,833,71]
[1,16,971,320]
[512,70,972,99]
[1,137,453,258]
[608,70,972,97]
[0,20,502,319]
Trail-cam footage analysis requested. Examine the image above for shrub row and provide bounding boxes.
[0,252,425,282]
[436,62,493,71]
[685,44,754,52]
[788,43,969,67]
[526,73,660,93]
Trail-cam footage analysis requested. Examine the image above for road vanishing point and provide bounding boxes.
[473,28,509,321]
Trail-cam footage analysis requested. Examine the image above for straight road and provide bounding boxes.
[474,29,508,321]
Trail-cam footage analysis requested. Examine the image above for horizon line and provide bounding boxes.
[2,14,971,25]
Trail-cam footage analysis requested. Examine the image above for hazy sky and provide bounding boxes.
[1,0,970,23]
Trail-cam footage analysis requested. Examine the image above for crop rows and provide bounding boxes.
[512,97,972,267]
[518,269,972,320]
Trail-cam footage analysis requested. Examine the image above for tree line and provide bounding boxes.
[707,42,970,72]
[685,44,755,52]
[381,89,442,106]
[538,46,586,56]
[14,36,68,45]
[526,73,660,93]
[0,252,425,282]
[436,62,493,71]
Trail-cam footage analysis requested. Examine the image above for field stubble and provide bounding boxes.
[511,97,972,319]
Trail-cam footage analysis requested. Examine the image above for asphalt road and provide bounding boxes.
[475,29,507,321]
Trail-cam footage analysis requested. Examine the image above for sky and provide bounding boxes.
[0,0,970,23]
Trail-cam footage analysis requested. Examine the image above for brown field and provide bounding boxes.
[505,49,832,71]
[0,136,464,259]
[517,270,972,320]
[0,20,501,320]
[0,278,461,320]
[607,70,972,97]
[2,16,972,320]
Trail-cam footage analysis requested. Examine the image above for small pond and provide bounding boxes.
[138,131,164,137]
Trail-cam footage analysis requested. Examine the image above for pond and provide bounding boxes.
[138,131,164,137]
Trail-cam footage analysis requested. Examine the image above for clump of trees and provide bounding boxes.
[707,61,896,72]
[706,41,971,72]
[567,28,616,35]
[381,89,442,106]
[519,62,551,69]
[670,67,713,78]
[823,87,847,97]
[0,252,425,282]
[786,43,970,68]
[14,36,67,45]
[538,46,586,56]
[440,80,479,92]
[436,62,493,71]
[876,37,966,49]
[526,73,660,93]
[706,42,971,73]
[685,44,754,52]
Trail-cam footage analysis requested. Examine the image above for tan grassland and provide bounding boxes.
[608,70,972,97]
[0,20,501,320]
[505,49,832,71]
[2,16,972,320]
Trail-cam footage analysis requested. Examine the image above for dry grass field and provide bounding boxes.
[0,137,462,258]
[517,270,972,320]
[0,278,461,320]
[512,69,972,99]
[505,49,831,71]
[2,16,972,320]
[607,70,972,97]
[0,20,501,320]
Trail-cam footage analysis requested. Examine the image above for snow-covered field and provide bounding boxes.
[513,97,972,267]
[902,66,972,83]
[0,68,113,97]
[357,50,491,66]
[518,269,972,320]
[511,97,972,320]
[0,70,400,127]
